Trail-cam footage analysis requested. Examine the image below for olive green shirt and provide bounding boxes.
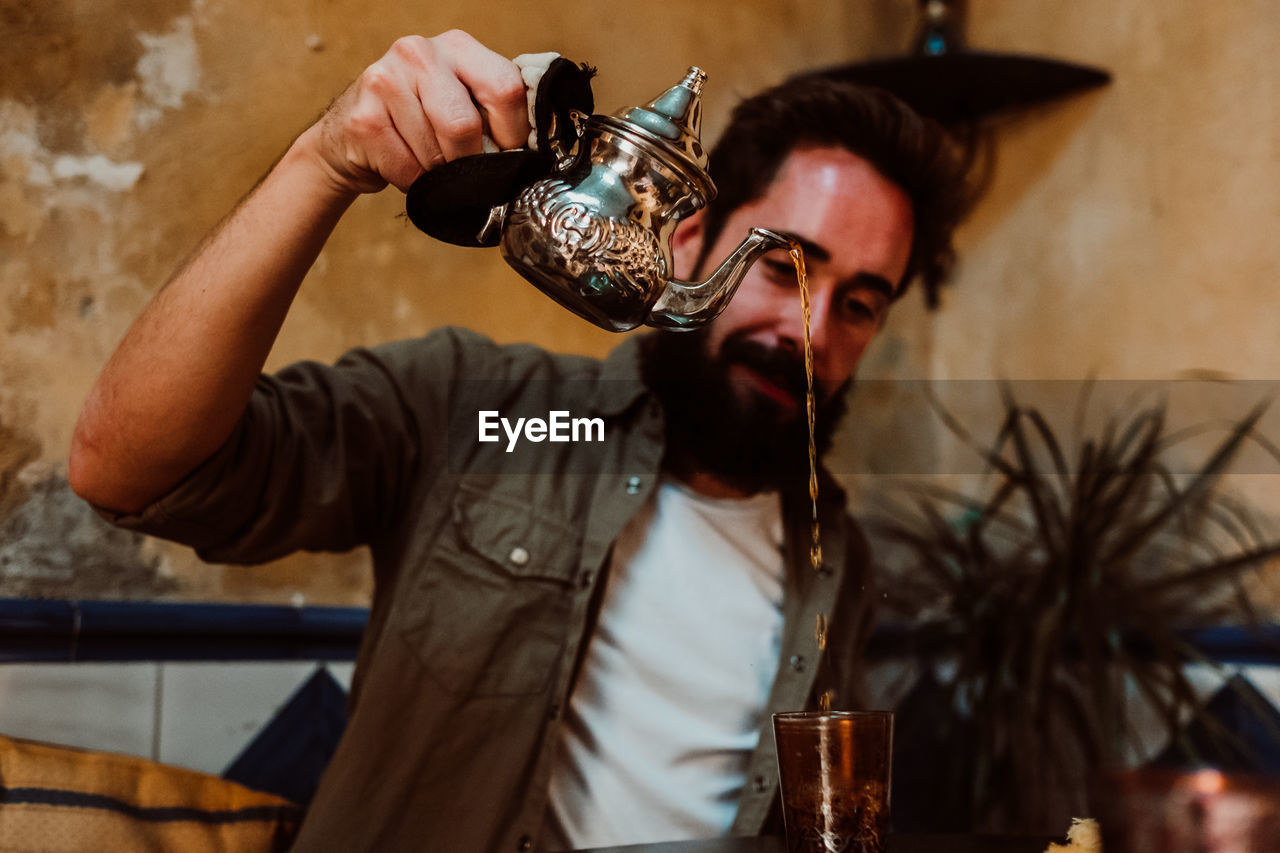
[105,327,875,853]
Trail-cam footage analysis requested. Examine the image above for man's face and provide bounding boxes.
[674,145,915,416]
[648,146,914,493]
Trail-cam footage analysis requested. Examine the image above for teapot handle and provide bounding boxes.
[546,109,589,168]
[529,56,596,159]
[476,202,509,245]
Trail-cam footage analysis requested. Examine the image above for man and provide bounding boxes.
[69,30,968,852]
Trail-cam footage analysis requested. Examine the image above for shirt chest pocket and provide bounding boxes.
[401,484,582,697]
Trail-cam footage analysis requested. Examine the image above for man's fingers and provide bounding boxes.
[417,71,488,162]
[374,118,437,192]
[312,31,535,196]
[328,75,426,191]
[376,68,449,173]
[432,30,531,151]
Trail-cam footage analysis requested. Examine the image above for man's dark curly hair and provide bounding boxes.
[695,75,973,308]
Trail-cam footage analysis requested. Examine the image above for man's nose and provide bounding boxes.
[776,286,833,360]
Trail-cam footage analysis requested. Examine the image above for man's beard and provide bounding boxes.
[641,328,849,495]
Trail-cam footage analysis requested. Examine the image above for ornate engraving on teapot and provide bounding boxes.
[505,177,665,311]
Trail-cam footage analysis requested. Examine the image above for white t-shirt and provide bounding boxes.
[543,476,786,851]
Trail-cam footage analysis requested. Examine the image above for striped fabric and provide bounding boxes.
[0,735,301,852]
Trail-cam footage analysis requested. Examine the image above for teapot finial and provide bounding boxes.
[615,68,714,203]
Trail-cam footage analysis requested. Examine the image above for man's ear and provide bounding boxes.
[671,210,706,280]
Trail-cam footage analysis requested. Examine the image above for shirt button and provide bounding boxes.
[752,774,768,793]
[625,476,642,495]
[516,835,533,851]
[790,654,806,673]
[508,546,530,566]
[579,570,595,589]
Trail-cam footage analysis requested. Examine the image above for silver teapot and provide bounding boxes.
[484,68,792,332]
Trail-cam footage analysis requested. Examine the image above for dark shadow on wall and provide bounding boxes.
[0,465,175,599]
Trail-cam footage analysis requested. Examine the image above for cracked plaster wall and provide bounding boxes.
[2,0,1278,604]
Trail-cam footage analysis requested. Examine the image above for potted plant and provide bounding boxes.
[866,384,1280,833]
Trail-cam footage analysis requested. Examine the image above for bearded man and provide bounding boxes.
[70,29,969,853]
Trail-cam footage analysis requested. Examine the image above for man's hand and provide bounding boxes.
[309,30,532,195]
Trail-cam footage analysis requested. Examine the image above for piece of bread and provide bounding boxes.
[1045,817,1101,853]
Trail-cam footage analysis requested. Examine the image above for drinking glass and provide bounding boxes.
[772,710,893,853]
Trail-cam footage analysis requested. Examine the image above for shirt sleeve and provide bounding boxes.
[96,328,471,564]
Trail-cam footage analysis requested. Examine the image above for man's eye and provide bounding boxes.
[763,259,797,284]
[840,297,878,323]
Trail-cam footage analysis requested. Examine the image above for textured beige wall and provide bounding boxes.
[923,0,1278,381]
[3,0,1277,603]
[855,0,1279,384]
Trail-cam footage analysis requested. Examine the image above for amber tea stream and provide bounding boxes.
[773,245,891,844]
[784,241,822,572]
[785,241,834,715]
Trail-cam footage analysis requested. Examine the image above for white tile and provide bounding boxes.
[1121,672,1175,765]
[1239,664,1280,708]
[327,662,354,690]
[1184,662,1233,699]
[0,663,158,758]
[156,661,337,775]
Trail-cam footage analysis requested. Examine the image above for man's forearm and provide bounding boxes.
[69,125,357,513]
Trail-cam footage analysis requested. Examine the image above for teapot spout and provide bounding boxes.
[646,228,794,330]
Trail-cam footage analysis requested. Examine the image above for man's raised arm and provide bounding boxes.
[68,30,531,514]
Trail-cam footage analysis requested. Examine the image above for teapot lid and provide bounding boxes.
[601,67,716,202]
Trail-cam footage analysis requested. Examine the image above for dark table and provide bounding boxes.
[577,834,1061,853]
